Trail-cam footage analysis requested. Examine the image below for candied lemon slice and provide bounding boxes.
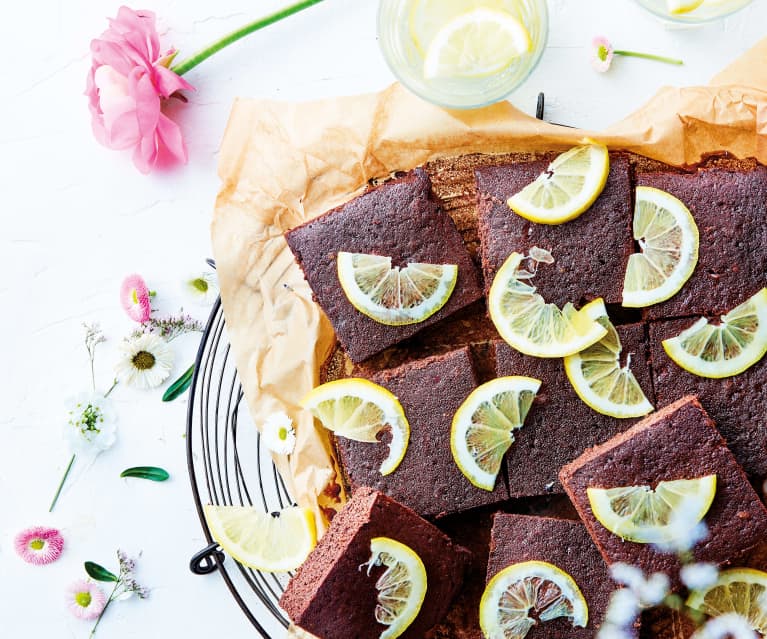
[587,475,717,544]
[203,505,316,572]
[302,378,410,475]
[422,8,532,80]
[480,560,589,638]
[564,299,654,419]
[662,288,767,379]
[488,252,607,358]
[450,376,541,491]
[622,186,699,308]
[506,143,610,225]
[667,0,704,14]
[366,537,428,639]
[686,568,767,634]
[337,252,457,326]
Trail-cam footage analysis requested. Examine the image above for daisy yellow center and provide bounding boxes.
[30,539,45,551]
[598,45,609,61]
[132,350,156,370]
[191,277,209,293]
[278,427,289,441]
[75,592,92,608]
[131,288,139,304]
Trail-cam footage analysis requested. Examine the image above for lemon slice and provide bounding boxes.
[366,537,428,639]
[686,568,767,634]
[302,378,410,475]
[587,475,717,544]
[622,186,699,308]
[662,288,767,379]
[337,252,457,326]
[422,8,532,80]
[203,504,316,572]
[564,299,654,419]
[667,0,704,14]
[480,560,589,637]
[450,376,541,491]
[506,143,610,225]
[488,252,608,358]
[408,0,509,53]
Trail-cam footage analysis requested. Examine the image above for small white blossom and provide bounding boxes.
[654,499,710,554]
[182,271,219,306]
[262,411,296,455]
[610,563,670,607]
[604,588,641,627]
[64,392,117,454]
[690,613,757,639]
[681,562,719,591]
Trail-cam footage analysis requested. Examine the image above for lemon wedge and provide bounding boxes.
[203,504,316,572]
[488,252,607,358]
[507,143,610,225]
[662,288,767,379]
[422,8,531,80]
[450,376,541,491]
[302,378,410,475]
[480,560,589,637]
[587,475,717,544]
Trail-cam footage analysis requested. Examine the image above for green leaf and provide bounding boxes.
[120,466,170,482]
[85,561,119,582]
[162,364,194,402]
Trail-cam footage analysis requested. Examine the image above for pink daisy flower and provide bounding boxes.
[14,526,65,565]
[120,274,151,323]
[66,579,107,620]
[591,36,614,72]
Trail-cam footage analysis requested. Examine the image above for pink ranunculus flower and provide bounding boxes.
[86,6,194,174]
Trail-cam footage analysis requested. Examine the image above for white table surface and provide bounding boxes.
[3,0,767,637]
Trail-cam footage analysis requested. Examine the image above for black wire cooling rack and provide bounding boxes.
[185,95,553,638]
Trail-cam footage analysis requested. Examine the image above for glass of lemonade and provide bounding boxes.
[633,0,754,23]
[377,0,548,110]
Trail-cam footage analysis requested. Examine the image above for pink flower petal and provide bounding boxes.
[120,274,151,322]
[14,526,65,565]
[66,580,107,620]
[591,35,614,73]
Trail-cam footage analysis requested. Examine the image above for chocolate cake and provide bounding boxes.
[335,347,510,518]
[559,396,767,589]
[637,166,767,321]
[285,168,483,362]
[493,321,655,497]
[475,152,634,306]
[649,318,767,478]
[485,513,627,637]
[279,488,469,639]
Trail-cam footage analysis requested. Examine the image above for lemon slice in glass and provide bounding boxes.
[337,252,457,326]
[450,376,541,491]
[662,288,767,379]
[488,252,608,358]
[587,475,717,544]
[506,143,610,225]
[366,537,428,639]
[622,186,699,308]
[203,504,316,572]
[422,8,532,80]
[480,560,589,637]
[302,378,410,475]
[686,568,767,634]
[667,0,704,14]
[564,299,654,419]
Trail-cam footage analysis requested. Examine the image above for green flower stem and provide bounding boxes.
[171,0,325,76]
[104,379,118,398]
[89,582,120,638]
[49,454,76,512]
[613,50,684,65]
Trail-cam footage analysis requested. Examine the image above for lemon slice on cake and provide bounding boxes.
[488,252,607,358]
[564,299,654,419]
[203,504,316,572]
[302,378,410,475]
[622,186,699,308]
[451,376,541,491]
[480,560,589,637]
[686,568,767,634]
[587,475,717,544]
[506,142,610,225]
[366,537,428,639]
[422,8,531,80]
[662,288,767,379]
[337,252,457,326]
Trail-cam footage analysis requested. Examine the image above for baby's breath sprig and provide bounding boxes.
[134,311,203,342]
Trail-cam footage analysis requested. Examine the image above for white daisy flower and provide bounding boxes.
[182,271,218,306]
[262,411,296,455]
[64,392,118,454]
[115,333,174,389]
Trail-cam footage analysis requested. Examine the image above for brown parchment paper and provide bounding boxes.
[211,38,767,537]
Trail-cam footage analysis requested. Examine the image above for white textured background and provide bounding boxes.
[2,0,767,637]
